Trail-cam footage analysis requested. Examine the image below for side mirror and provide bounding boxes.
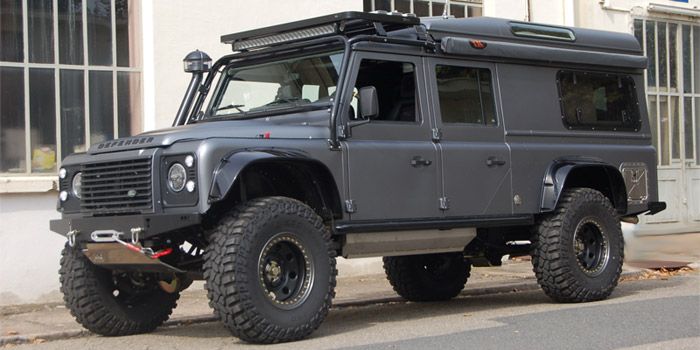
[358,86,379,120]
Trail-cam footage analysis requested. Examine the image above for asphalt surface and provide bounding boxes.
[8,272,699,350]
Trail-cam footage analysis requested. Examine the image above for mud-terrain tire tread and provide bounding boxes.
[531,187,624,303]
[203,197,337,344]
[59,246,179,336]
[383,253,471,302]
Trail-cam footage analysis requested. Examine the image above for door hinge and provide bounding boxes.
[432,128,442,142]
[439,197,450,210]
[337,125,347,139]
[344,199,356,213]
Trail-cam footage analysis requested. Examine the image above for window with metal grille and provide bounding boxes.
[363,0,483,18]
[0,0,142,175]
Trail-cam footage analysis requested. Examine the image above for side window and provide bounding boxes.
[435,65,497,125]
[558,71,641,131]
[354,59,417,122]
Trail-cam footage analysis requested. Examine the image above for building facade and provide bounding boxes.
[0,0,697,304]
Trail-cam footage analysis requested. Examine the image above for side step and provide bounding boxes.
[342,228,476,258]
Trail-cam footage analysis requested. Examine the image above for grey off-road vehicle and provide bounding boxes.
[51,11,666,343]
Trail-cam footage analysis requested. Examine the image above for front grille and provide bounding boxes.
[81,158,153,215]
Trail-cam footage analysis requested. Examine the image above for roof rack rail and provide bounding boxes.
[221,11,421,51]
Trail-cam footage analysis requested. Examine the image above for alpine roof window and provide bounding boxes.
[511,22,575,42]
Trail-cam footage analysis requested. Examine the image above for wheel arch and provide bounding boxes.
[540,159,628,214]
[207,150,343,221]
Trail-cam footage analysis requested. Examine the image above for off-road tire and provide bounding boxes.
[383,253,471,302]
[531,187,624,303]
[59,245,179,336]
[203,197,337,344]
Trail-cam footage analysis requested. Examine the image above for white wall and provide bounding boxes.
[0,193,64,305]
[146,0,364,130]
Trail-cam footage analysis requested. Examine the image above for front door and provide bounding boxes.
[427,58,512,217]
[342,52,441,221]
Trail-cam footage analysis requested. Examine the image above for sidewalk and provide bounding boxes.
[0,260,651,346]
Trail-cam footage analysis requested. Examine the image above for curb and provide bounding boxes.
[0,269,650,347]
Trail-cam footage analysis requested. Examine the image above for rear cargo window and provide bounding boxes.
[557,71,641,132]
[435,65,496,126]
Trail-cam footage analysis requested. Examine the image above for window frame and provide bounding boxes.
[556,69,642,133]
[434,63,498,127]
[0,0,142,178]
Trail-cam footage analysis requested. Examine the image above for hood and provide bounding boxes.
[88,110,331,154]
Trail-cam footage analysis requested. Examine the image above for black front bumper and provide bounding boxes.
[50,213,201,241]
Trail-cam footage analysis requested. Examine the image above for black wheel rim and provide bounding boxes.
[573,218,610,277]
[258,233,313,309]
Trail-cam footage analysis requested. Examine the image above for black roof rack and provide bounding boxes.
[221,11,420,51]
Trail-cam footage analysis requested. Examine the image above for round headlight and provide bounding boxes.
[168,163,187,192]
[59,168,67,179]
[72,172,82,199]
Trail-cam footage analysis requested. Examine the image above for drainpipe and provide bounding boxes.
[526,0,532,22]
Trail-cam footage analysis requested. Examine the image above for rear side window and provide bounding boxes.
[435,65,496,125]
[558,71,641,132]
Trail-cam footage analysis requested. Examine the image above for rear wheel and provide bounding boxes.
[203,197,336,344]
[531,187,624,302]
[59,245,179,336]
[383,253,471,302]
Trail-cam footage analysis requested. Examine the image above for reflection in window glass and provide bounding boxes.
[436,65,496,125]
[414,0,429,16]
[669,24,677,90]
[451,4,465,18]
[117,72,142,137]
[58,0,84,65]
[558,71,640,131]
[60,70,86,155]
[28,1,54,63]
[89,71,114,144]
[0,0,23,62]
[395,0,411,13]
[695,27,700,94]
[658,23,667,90]
[682,25,691,94]
[0,67,25,172]
[87,0,113,66]
[684,97,693,161]
[646,21,656,87]
[116,0,138,67]
[29,69,57,172]
[671,96,680,159]
[659,96,669,165]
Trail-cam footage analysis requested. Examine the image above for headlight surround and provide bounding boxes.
[71,172,83,199]
[167,163,187,192]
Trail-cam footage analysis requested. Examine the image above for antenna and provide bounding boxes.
[442,6,449,19]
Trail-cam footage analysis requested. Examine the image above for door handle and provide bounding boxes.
[486,156,506,167]
[411,156,432,168]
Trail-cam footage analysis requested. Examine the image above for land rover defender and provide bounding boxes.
[50,11,666,343]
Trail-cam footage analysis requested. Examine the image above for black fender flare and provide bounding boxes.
[540,159,628,214]
[208,149,341,209]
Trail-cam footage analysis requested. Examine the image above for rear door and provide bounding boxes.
[427,58,512,217]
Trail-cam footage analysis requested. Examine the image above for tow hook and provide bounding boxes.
[158,278,181,294]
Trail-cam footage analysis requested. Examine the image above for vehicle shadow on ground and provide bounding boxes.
[150,276,685,345]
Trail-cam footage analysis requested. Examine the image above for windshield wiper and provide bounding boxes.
[203,102,331,122]
[215,103,246,113]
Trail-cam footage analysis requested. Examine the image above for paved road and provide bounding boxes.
[11,272,699,350]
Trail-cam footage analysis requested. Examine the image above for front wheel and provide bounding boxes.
[531,187,624,303]
[59,246,179,336]
[203,197,337,344]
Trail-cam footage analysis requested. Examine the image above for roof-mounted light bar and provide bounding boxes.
[231,24,337,51]
[221,11,421,52]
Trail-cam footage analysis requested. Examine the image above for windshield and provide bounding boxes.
[207,51,344,119]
